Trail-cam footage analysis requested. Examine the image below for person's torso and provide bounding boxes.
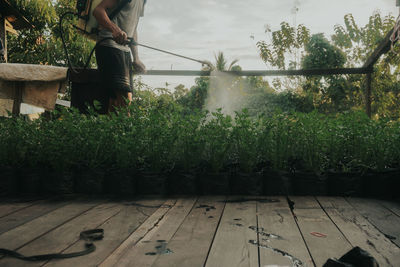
[98,0,145,52]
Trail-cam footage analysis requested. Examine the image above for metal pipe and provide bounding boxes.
[142,68,372,77]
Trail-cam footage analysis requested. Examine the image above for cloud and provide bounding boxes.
[138,0,395,88]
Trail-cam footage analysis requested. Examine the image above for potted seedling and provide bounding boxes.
[362,120,400,198]
[230,110,263,195]
[260,113,294,195]
[197,109,233,195]
[290,112,328,196]
[167,111,204,195]
[136,104,175,195]
[326,112,368,196]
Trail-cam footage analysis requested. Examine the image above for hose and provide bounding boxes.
[60,12,112,72]
[59,12,79,73]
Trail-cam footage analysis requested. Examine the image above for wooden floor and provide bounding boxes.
[0,196,399,267]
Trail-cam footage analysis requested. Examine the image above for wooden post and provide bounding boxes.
[366,73,372,118]
[0,16,6,63]
[12,82,23,115]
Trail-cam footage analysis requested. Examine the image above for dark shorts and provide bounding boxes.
[95,45,133,98]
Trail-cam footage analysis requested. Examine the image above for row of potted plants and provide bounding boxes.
[0,97,400,197]
[1,164,398,198]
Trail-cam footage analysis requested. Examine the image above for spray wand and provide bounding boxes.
[126,38,212,68]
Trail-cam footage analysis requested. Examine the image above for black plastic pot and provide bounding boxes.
[18,167,42,194]
[231,172,263,195]
[327,171,363,197]
[0,166,18,196]
[198,172,230,195]
[168,172,197,195]
[292,171,327,196]
[362,169,400,199]
[74,168,105,194]
[136,172,168,195]
[41,169,74,195]
[104,168,137,195]
[263,170,293,195]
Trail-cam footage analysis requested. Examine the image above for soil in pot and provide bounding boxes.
[327,171,363,197]
[168,172,197,195]
[104,168,136,195]
[198,172,231,195]
[136,172,168,195]
[263,170,293,196]
[362,169,400,199]
[293,171,327,196]
[0,166,18,196]
[231,172,263,195]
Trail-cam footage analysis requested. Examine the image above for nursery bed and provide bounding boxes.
[0,196,399,266]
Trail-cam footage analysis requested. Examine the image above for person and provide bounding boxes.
[93,0,146,112]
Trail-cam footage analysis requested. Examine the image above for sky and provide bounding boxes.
[136,0,398,90]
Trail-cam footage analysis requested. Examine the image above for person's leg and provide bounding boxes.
[96,46,133,114]
[108,49,134,113]
[108,91,132,113]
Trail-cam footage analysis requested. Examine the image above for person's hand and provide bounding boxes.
[112,28,128,45]
[133,59,146,74]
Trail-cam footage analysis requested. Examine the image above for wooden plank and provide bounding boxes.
[205,196,258,267]
[0,80,15,99]
[0,98,13,116]
[22,81,60,110]
[378,200,400,218]
[0,199,69,235]
[258,196,314,267]
[43,199,165,267]
[291,196,352,267]
[363,28,394,69]
[152,196,226,267]
[0,200,101,252]
[347,197,400,247]
[318,197,400,266]
[101,198,196,267]
[12,81,22,115]
[144,68,371,77]
[99,199,176,267]
[0,17,7,63]
[0,202,123,267]
[5,19,17,35]
[0,198,43,218]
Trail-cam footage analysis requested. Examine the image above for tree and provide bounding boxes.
[7,0,96,68]
[256,12,400,117]
[302,33,347,111]
[257,22,310,70]
[331,13,400,118]
[212,51,239,71]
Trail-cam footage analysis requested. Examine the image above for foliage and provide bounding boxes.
[7,0,96,67]
[255,12,400,118]
[331,13,400,118]
[2,97,400,179]
[257,22,311,70]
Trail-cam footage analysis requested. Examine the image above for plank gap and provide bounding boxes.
[315,196,353,246]
[203,197,227,267]
[288,196,318,267]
